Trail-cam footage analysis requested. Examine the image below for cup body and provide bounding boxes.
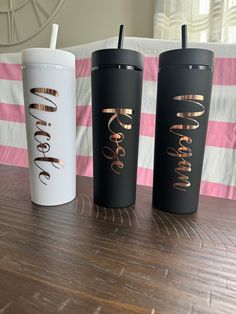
[22,48,76,206]
[152,48,214,213]
[91,49,143,208]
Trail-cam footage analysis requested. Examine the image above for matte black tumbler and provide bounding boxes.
[91,48,143,208]
[152,29,214,214]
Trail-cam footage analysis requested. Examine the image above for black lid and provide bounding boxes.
[159,48,214,68]
[92,48,144,69]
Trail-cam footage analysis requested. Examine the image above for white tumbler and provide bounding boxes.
[22,48,76,206]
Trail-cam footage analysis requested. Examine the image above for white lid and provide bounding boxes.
[21,48,75,69]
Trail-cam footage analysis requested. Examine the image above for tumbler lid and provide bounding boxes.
[92,48,144,69]
[159,48,214,69]
[21,48,75,69]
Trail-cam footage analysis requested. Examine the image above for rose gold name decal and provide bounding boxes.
[167,95,205,191]
[29,88,64,185]
[101,108,133,174]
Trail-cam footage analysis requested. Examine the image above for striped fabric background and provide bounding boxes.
[0,37,235,200]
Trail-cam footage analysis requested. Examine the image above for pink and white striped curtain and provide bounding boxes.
[0,37,236,200]
[154,0,236,43]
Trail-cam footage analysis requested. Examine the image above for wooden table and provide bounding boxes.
[0,164,236,314]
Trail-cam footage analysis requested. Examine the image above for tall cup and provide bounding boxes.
[91,46,144,208]
[22,48,76,206]
[152,26,214,214]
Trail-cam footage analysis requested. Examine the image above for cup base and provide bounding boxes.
[152,205,197,215]
[31,195,76,207]
[94,200,135,209]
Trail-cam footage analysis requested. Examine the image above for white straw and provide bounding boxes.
[49,24,59,49]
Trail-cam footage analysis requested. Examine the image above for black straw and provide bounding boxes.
[118,25,125,49]
[181,24,187,49]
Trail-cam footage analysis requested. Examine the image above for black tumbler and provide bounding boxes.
[91,36,143,207]
[152,26,214,214]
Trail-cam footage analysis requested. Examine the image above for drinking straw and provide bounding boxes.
[118,24,125,49]
[182,24,187,49]
[49,24,59,49]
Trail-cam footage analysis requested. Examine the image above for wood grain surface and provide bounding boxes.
[0,164,236,314]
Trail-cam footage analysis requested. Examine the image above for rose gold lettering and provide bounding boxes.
[29,88,64,185]
[167,95,205,191]
[102,108,133,174]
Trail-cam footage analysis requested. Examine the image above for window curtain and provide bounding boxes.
[153,0,236,43]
